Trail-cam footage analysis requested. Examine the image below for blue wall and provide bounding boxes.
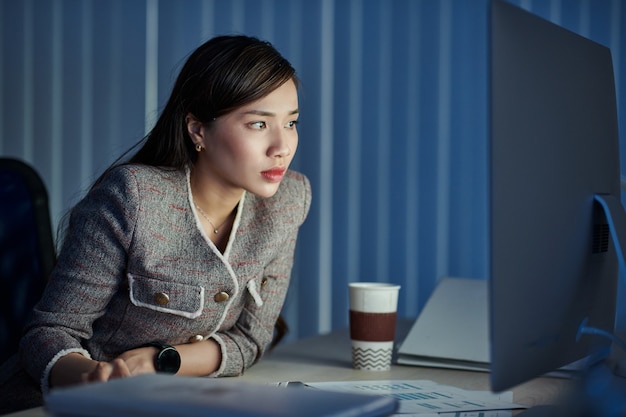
[1,0,625,341]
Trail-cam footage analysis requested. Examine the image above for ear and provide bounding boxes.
[185,113,205,146]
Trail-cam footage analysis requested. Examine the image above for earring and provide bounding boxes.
[195,144,203,152]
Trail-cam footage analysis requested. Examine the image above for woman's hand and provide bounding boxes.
[81,346,158,383]
[115,346,159,375]
[52,346,158,388]
[80,358,131,383]
[52,340,221,389]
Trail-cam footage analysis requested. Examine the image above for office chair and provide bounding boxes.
[0,158,56,364]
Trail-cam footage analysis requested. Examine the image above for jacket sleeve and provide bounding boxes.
[209,173,312,376]
[20,167,139,391]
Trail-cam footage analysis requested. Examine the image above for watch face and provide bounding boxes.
[157,346,181,374]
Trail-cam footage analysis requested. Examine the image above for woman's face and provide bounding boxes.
[194,79,299,199]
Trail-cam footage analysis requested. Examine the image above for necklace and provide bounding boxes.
[194,204,222,234]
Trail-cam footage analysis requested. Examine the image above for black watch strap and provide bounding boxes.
[143,341,181,374]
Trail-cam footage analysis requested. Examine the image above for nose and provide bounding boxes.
[268,128,295,158]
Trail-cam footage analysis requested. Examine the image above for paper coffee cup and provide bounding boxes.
[348,282,400,370]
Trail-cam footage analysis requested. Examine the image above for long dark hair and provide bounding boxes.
[97,35,298,184]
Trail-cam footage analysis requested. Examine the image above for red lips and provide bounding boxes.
[261,167,286,182]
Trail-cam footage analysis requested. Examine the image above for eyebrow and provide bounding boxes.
[242,109,299,117]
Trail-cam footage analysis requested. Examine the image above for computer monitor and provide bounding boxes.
[489,0,624,393]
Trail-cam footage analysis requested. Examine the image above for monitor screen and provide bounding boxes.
[489,0,621,392]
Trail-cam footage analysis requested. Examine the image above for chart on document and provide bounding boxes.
[307,380,523,415]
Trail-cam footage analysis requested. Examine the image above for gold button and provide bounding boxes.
[261,277,268,287]
[154,292,170,305]
[188,335,204,343]
[214,291,230,302]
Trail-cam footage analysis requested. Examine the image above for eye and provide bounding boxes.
[250,121,267,129]
[286,120,299,129]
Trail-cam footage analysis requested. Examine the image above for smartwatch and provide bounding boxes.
[144,341,181,374]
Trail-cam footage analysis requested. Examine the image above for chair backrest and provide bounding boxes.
[0,158,56,363]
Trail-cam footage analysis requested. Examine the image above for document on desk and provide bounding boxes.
[307,380,523,415]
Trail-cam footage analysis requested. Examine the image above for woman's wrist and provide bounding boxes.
[175,338,222,376]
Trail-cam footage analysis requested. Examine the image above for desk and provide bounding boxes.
[239,322,568,408]
[5,321,569,417]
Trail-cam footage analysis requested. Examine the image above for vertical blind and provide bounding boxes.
[1,0,625,341]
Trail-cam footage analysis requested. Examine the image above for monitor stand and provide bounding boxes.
[517,195,626,417]
[594,194,626,379]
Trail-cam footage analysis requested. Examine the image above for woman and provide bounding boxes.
[0,34,311,412]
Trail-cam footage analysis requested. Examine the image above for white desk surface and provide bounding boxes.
[238,321,568,406]
[5,320,569,417]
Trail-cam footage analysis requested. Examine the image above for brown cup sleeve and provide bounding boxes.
[349,311,397,342]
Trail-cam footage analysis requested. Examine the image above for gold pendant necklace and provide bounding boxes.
[194,204,221,234]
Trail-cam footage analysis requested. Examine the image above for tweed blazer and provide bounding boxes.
[19,164,311,392]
